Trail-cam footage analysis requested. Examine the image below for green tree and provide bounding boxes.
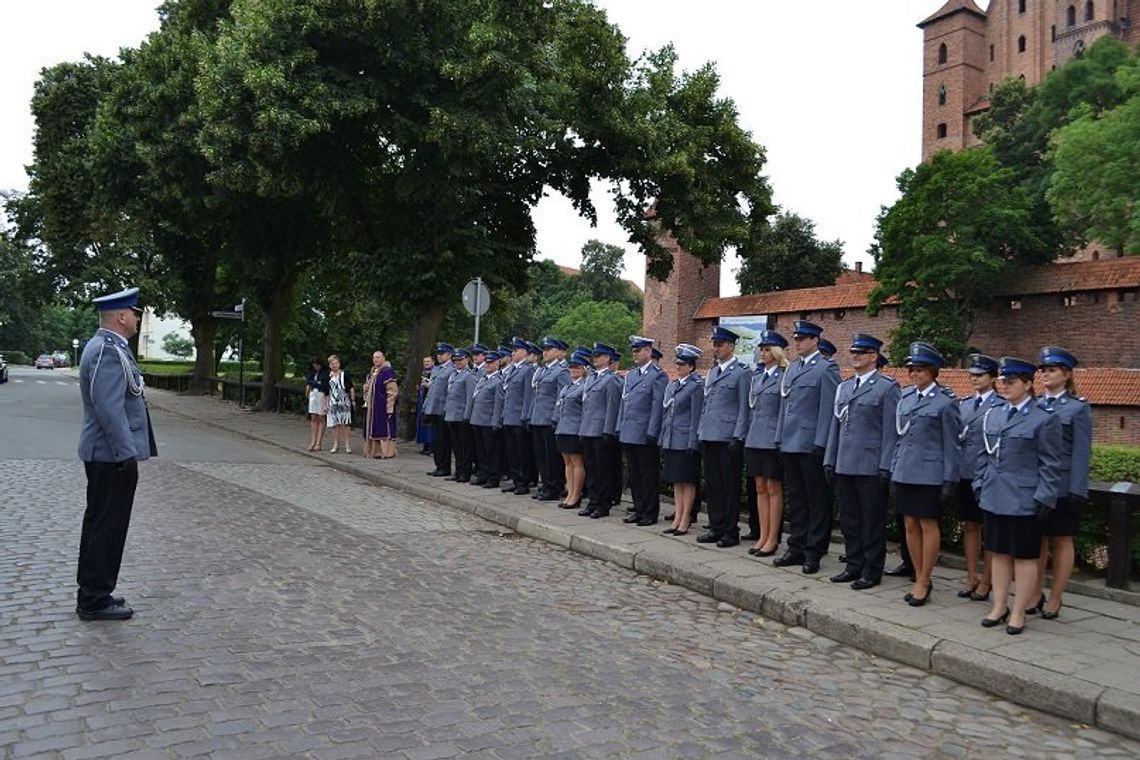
[579,239,634,305]
[869,147,1042,363]
[735,211,844,293]
[550,301,640,367]
[162,331,195,358]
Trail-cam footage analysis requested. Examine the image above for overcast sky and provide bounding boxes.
[0,1,955,298]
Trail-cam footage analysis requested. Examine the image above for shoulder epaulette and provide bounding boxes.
[901,385,918,397]
[939,385,956,398]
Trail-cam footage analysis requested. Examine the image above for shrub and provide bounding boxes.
[0,350,31,365]
[1090,445,1140,483]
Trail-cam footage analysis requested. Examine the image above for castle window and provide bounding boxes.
[834,309,846,321]
[938,85,947,106]
[990,44,995,62]
[1018,0,1027,12]
[1018,35,1027,53]
[799,312,813,321]
[1093,250,1101,261]
[1085,1,1094,22]
[1122,289,1139,302]
[1062,294,1078,307]
[1067,5,1077,27]
[768,314,778,328]
[1052,25,1057,41]
[937,123,948,139]
[1019,74,1026,81]
[1010,299,1022,310]
[938,43,948,64]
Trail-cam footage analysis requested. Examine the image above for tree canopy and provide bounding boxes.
[735,211,844,294]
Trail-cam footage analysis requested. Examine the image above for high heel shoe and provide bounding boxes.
[1041,600,1063,620]
[907,582,933,607]
[957,583,979,599]
[663,527,677,535]
[981,609,1010,628]
[329,447,339,453]
[559,500,581,510]
[1006,622,1025,635]
[1026,593,1046,615]
[969,588,991,602]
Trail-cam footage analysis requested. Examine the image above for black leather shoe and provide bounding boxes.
[623,515,640,524]
[981,610,1010,628]
[637,518,657,527]
[1026,593,1046,615]
[76,603,133,621]
[802,560,820,575]
[716,535,740,548]
[531,491,542,499]
[772,552,805,567]
[513,487,530,496]
[830,570,859,584]
[538,493,560,502]
[427,469,449,477]
[589,510,610,519]
[850,578,880,591]
[501,485,515,493]
[1006,623,1025,635]
[695,532,722,544]
[753,547,777,557]
[471,478,486,486]
[454,476,470,483]
[577,507,594,517]
[482,481,501,489]
[884,562,916,580]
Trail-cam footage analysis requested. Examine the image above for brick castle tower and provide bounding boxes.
[641,232,720,355]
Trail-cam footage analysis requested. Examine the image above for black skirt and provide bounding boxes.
[1041,497,1081,537]
[894,482,942,519]
[956,480,985,523]
[555,434,583,455]
[663,449,701,484]
[745,447,783,480]
[984,512,1044,559]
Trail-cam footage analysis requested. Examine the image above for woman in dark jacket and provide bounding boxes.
[305,357,330,451]
[660,344,704,536]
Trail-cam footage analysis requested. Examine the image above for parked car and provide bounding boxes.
[34,353,55,370]
[52,351,69,367]
[0,355,8,383]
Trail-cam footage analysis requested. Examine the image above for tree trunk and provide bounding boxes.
[188,315,217,394]
[258,269,297,412]
[398,302,446,439]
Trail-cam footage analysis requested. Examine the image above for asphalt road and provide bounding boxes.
[1,364,1137,758]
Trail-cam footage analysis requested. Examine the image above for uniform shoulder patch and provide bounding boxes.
[939,385,956,398]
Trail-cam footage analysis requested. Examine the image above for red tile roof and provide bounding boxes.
[695,258,1140,319]
[838,367,1140,407]
[918,0,986,28]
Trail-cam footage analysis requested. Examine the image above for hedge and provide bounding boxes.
[0,350,31,365]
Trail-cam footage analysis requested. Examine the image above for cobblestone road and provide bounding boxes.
[3,444,1139,758]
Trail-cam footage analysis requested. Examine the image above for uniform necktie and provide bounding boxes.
[1007,406,1018,422]
[1045,396,1055,410]
[974,397,982,410]
[711,364,721,381]
[854,376,862,391]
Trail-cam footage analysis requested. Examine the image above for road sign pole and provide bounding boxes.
[238,299,245,409]
[473,277,482,344]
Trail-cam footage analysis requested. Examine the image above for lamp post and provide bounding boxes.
[72,338,79,367]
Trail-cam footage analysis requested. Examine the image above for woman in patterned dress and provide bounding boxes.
[326,354,355,454]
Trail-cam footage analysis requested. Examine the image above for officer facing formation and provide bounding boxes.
[76,287,157,621]
[696,326,751,548]
[618,336,668,526]
[773,320,840,574]
[424,342,455,477]
[823,333,900,590]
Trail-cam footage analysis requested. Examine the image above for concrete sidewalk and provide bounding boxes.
[147,388,1140,740]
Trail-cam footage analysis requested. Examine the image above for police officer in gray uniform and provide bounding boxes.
[444,348,477,482]
[467,351,505,488]
[579,343,622,517]
[618,336,668,526]
[425,342,454,476]
[823,333,900,590]
[529,337,570,501]
[501,337,535,494]
[773,320,840,573]
[955,353,1003,600]
[696,326,751,547]
[76,287,157,620]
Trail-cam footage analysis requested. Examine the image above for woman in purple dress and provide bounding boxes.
[362,351,399,458]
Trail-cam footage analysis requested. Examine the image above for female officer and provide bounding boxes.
[890,342,960,607]
[974,357,1061,635]
[744,331,788,556]
[956,354,1003,601]
[661,344,704,536]
[1031,346,1092,620]
[553,350,591,510]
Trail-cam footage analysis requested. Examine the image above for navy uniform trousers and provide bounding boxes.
[77,461,138,611]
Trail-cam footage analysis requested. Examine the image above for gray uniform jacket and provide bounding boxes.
[78,328,157,463]
[1038,392,1092,499]
[529,361,569,427]
[775,353,840,453]
[553,378,585,436]
[617,363,668,444]
[744,366,784,451]
[500,361,534,426]
[660,375,704,451]
[424,360,453,416]
[957,393,1004,481]
[443,367,476,423]
[520,360,539,423]
[467,371,505,428]
[824,371,901,476]
[579,369,621,438]
[974,400,1063,517]
[697,358,750,443]
[890,384,961,486]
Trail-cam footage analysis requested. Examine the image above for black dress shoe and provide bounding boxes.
[637,518,657,527]
[482,481,501,489]
[1041,601,1063,620]
[531,491,541,499]
[850,578,880,591]
[623,515,640,524]
[772,552,805,567]
[538,493,560,502]
[907,583,933,607]
[884,562,916,580]
[662,527,677,535]
[470,478,486,486]
[454,476,470,483]
[76,603,133,621]
[981,609,1010,628]
[1026,593,1046,615]
[513,487,530,496]
[695,532,722,544]
[577,507,594,517]
[830,569,860,583]
[1006,623,1025,635]
[501,485,515,493]
[589,510,609,519]
[754,547,777,557]
[559,501,581,510]
[716,535,740,548]
[957,584,979,599]
[802,560,820,575]
[740,532,760,542]
[427,469,449,477]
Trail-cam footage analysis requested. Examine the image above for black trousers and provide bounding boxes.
[473,426,501,484]
[583,437,618,512]
[532,425,563,496]
[77,461,138,611]
[522,424,538,486]
[431,415,452,473]
[625,443,661,521]
[607,437,623,506]
[502,425,528,489]
[836,474,888,581]
[448,421,475,479]
[783,451,831,561]
[701,441,742,539]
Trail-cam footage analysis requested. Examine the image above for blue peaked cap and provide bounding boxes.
[792,320,823,338]
[93,287,142,312]
[905,341,943,369]
[851,333,883,353]
[710,325,740,343]
[1038,345,1078,370]
[757,330,787,348]
[999,356,1037,379]
[435,342,454,354]
[967,353,999,375]
[818,339,837,357]
[542,336,568,350]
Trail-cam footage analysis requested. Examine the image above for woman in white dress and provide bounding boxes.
[304,357,330,451]
[326,354,356,453]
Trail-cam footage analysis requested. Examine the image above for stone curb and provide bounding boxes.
[150,396,1139,741]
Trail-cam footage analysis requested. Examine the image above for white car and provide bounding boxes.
[34,353,55,370]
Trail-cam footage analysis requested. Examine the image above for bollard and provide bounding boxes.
[1106,481,1137,590]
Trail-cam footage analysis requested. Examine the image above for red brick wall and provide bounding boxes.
[1092,406,1140,447]
[643,237,720,355]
